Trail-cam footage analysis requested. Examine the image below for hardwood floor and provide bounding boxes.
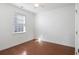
[0,39,75,55]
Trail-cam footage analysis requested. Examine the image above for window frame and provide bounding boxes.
[14,13,26,33]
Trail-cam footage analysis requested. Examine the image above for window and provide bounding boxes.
[14,13,26,33]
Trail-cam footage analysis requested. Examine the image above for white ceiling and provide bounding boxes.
[11,3,74,14]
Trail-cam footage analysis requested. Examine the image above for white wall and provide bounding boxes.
[35,5,75,47]
[0,4,36,50]
[0,3,75,50]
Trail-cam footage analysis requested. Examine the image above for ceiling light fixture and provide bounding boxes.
[34,3,39,8]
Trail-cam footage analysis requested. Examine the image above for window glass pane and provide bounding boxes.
[14,13,26,33]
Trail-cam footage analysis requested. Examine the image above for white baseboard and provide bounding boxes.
[0,39,33,51]
[42,39,75,48]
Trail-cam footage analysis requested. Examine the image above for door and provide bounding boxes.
[75,3,79,55]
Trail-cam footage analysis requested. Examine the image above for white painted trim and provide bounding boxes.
[0,39,33,51]
[42,39,75,48]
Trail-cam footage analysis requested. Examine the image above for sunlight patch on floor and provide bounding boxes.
[21,51,27,55]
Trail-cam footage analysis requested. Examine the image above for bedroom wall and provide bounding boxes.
[0,3,75,50]
[35,4,75,47]
[0,3,36,50]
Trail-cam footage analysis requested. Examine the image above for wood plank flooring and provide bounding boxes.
[0,39,75,55]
